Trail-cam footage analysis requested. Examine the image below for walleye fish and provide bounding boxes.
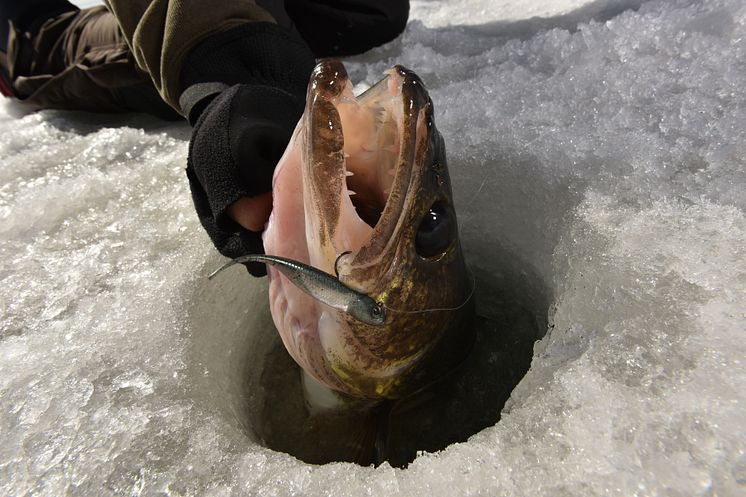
[224,61,474,400]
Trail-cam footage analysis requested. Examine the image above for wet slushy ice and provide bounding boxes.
[2,0,745,495]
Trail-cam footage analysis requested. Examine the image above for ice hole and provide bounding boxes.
[185,91,584,469]
[187,242,547,467]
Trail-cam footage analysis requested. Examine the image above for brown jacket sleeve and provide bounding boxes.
[103,0,276,110]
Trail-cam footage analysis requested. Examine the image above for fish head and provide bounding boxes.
[264,60,474,399]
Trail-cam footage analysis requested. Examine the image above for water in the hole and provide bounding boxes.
[253,275,541,467]
[189,248,543,468]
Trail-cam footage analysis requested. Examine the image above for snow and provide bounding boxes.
[71,1,103,8]
[2,0,746,495]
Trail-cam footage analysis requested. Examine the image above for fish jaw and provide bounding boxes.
[263,61,474,399]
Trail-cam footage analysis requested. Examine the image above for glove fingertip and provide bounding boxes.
[245,261,268,277]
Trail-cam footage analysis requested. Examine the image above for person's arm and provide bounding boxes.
[105,0,316,276]
[103,0,275,111]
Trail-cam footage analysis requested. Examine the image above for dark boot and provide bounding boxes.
[285,0,409,57]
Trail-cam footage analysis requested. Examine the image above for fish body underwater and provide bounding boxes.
[262,60,474,401]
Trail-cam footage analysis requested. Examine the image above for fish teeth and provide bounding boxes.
[371,104,386,120]
[345,170,354,176]
[346,189,357,196]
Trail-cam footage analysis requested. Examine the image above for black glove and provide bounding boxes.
[180,23,314,276]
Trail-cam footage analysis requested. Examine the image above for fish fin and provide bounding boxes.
[345,400,393,466]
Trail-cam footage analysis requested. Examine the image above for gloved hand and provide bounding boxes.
[186,84,304,276]
[179,23,314,276]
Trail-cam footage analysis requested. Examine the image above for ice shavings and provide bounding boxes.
[2,0,746,495]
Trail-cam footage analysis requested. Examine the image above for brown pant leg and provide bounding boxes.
[7,6,179,119]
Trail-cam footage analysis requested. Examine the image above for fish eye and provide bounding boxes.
[415,202,455,259]
[371,302,385,323]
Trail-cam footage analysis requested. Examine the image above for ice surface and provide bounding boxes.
[71,1,103,7]
[2,0,746,495]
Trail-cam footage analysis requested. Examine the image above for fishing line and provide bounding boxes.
[209,252,475,323]
[380,273,476,316]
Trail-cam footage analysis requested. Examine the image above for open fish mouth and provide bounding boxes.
[263,61,473,399]
[301,61,433,274]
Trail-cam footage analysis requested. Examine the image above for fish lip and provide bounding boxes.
[307,59,349,99]
[302,60,432,283]
[306,61,428,103]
